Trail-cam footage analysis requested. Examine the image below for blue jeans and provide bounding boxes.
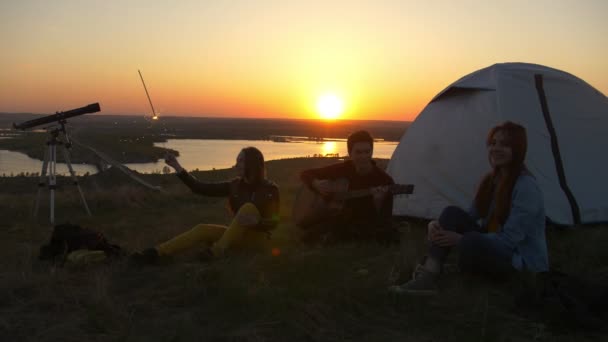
[429,206,514,275]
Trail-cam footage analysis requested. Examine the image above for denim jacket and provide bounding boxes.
[469,174,549,272]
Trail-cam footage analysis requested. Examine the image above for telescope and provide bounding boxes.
[14,103,100,223]
[13,103,101,130]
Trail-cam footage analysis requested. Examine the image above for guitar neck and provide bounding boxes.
[342,188,374,200]
[338,184,413,200]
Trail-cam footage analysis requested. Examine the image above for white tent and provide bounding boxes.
[388,62,608,225]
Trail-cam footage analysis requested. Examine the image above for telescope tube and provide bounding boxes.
[13,103,101,130]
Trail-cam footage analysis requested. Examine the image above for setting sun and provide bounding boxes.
[316,94,344,120]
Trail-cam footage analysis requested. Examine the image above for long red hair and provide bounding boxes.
[474,122,528,231]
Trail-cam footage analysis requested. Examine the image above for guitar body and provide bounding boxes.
[293,179,415,229]
[292,179,349,228]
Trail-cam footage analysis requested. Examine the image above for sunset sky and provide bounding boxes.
[1,0,606,121]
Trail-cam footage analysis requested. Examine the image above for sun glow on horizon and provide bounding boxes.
[1,2,606,122]
[316,93,344,120]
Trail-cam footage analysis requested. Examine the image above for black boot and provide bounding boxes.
[129,248,160,266]
[197,247,215,262]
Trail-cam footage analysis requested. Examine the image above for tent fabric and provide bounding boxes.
[387,62,608,225]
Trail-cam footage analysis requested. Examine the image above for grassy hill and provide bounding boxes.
[0,157,606,341]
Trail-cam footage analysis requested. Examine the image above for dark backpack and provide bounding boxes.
[39,223,124,263]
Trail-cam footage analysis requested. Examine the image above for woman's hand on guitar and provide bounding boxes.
[312,179,333,195]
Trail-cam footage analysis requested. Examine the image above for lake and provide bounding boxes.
[0,139,397,176]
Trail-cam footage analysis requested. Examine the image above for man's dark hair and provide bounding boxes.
[347,130,374,154]
[241,146,265,184]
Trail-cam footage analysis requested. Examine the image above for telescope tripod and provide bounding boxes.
[33,122,91,224]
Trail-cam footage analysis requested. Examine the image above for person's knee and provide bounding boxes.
[439,206,468,231]
[442,205,462,213]
[234,202,260,217]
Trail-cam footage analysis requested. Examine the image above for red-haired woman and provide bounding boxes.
[390,122,548,294]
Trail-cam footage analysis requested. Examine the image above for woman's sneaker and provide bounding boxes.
[389,264,438,295]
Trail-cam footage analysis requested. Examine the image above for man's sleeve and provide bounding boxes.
[380,193,393,219]
[380,173,395,218]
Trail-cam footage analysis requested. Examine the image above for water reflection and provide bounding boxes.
[321,141,337,156]
[141,139,397,173]
[0,150,97,176]
[1,139,398,175]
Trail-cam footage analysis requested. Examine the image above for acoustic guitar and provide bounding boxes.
[293,178,414,228]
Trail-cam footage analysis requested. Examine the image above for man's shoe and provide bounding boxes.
[197,248,214,262]
[129,248,159,266]
[389,265,438,295]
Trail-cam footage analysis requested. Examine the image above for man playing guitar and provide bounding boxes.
[298,130,399,244]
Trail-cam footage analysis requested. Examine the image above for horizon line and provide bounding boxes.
[0,112,412,123]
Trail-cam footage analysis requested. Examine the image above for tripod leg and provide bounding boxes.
[49,143,57,224]
[61,146,91,216]
[33,143,51,218]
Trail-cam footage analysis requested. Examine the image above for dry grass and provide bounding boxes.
[0,158,606,341]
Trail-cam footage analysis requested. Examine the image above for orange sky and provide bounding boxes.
[1,0,607,121]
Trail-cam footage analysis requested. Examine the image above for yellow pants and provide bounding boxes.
[156,203,268,257]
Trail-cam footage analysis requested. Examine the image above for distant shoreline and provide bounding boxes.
[0,115,409,164]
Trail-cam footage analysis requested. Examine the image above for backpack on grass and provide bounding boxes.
[39,223,124,264]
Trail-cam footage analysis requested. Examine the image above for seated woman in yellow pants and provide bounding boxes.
[131,147,280,264]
